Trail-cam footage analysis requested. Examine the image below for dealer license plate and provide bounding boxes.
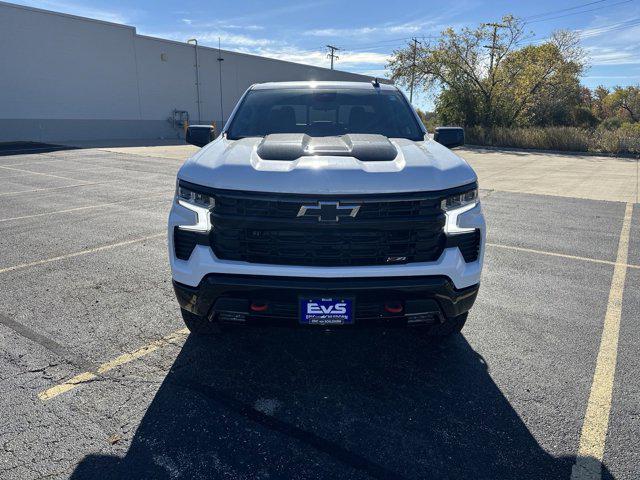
[299,297,354,325]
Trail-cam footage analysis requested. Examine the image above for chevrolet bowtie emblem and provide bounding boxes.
[297,201,361,222]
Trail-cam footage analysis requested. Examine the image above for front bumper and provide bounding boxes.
[173,274,479,327]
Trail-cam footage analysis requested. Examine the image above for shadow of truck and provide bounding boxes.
[70,327,614,479]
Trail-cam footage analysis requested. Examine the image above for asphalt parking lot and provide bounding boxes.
[0,144,638,480]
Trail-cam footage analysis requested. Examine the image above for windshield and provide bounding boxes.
[226,88,424,140]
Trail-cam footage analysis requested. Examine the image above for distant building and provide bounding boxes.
[0,1,376,143]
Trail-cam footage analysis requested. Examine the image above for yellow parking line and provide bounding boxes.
[38,328,189,401]
[0,192,170,223]
[571,203,633,480]
[0,233,165,275]
[485,243,640,270]
[38,372,99,401]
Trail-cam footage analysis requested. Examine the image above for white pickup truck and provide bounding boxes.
[168,81,485,336]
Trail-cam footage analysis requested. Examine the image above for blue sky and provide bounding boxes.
[13,0,640,110]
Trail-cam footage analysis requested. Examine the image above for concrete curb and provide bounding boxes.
[463,144,640,160]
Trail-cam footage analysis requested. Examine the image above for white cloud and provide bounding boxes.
[175,19,265,31]
[578,13,640,66]
[586,46,640,65]
[142,30,390,71]
[228,46,390,71]
[142,30,275,48]
[220,24,264,31]
[305,19,441,38]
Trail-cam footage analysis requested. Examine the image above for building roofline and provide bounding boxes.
[0,0,136,31]
[1,1,389,82]
[135,33,386,80]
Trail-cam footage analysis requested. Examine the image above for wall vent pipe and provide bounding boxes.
[187,39,202,124]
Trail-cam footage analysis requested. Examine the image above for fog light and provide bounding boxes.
[406,313,437,325]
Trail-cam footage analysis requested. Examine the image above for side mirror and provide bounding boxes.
[434,127,464,149]
[186,125,216,147]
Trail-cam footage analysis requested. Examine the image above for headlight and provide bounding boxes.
[175,181,214,232]
[442,188,478,235]
[441,188,477,211]
[177,183,215,208]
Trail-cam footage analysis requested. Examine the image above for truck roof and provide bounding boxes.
[250,81,397,91]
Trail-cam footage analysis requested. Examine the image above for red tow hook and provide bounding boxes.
[384,302,403,314]
[250,302,269,312]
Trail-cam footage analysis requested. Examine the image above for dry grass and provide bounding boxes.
[466,126,640,155]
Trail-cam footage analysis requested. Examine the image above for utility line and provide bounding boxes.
[340,35,437,51]
[523,16,640,45]
[525,0,634,23]
[524,0,609,20]
[578,16,640,37]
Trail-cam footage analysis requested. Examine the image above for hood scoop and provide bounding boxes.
[256,133,398,161]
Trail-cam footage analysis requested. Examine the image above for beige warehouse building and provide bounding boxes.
[0,1,374,143]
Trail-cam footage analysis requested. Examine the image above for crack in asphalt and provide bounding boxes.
[0,313,93,372]
[168,378,409,480]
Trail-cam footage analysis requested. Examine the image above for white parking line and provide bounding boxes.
[2,157,80,167]
[0,172,43,179]
[0,192,171,223]
[0,164,88,182]
[0,180,122,197]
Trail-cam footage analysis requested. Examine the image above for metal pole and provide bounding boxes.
[326,45,339,70]
[409,38,420,103]
[218,38,224,127]
[187,39,201,124]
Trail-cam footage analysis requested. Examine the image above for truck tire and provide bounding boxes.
[428,312,468,337]
[180,308,222,335]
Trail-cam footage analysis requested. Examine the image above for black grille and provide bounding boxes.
[174,228,199,260]
[210,190,448,267]
[448,230,481,263]
[214,194,441,219]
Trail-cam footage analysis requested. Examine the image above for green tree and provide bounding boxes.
[605,86,640,122]
[591,85,611,121]
[387,17,586,128]
[414,108,437,130]
[499,31,584,126]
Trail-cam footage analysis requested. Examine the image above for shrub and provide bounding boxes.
[600,117,623,131]
[465,125,639,155]
[593,123,640,154]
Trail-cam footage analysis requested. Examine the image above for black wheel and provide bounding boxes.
[427,312,468,337]
[180,308,222,335]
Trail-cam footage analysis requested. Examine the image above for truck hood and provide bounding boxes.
[178,136,477,194]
